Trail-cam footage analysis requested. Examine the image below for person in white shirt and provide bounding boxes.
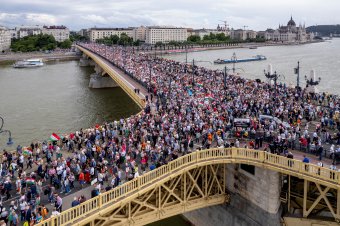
[317,161,323,167]
[235,139,240,148]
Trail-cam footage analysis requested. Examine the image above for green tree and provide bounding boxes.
[111,35,119,44]
[118,33,133,46]
[155,41,163,47]
[187,35,201,42]
[133,39,141,46]
[59,39,72,49]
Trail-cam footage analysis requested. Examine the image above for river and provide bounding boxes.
[165,38,340,95]
[0,60,140,149]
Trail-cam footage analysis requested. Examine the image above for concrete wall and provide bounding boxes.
[183,164,282,226]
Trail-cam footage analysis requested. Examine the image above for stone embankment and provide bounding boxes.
[0,51,80,64]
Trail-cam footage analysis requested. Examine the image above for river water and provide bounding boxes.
[0,60,139,149]
[165,38,340,95]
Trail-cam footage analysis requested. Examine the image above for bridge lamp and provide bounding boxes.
[0,116,14,146]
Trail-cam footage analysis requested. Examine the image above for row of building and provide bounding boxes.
[0,25,70,52]
[10,25,70,42]
[0,16,314,52]
[81,26,188,45]
[81,17,314,45]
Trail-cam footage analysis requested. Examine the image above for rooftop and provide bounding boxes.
[43,25,68,29]
[90,27,135,31]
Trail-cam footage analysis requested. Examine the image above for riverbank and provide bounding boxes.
[150,40,324,55]
[0,51,80,64]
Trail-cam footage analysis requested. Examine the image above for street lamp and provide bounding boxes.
[223,66,228,90]
[168,69,173,97]
[0,116,14,146]
[305,70,321,87]
[189,59,213,86]
[264,64,284,99]
[149,63,152,93]
[192,59,195,86]
[294,61,300,88]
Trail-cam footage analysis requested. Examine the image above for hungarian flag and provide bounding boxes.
[50,133,60,141]
[196,82,203,87]
[23,147,32,156]
[25,178,35,185]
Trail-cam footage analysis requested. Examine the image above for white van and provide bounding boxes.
[259,115,291,130]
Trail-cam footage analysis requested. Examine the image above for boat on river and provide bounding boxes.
[13,58,44,68]
[214,53,266,64]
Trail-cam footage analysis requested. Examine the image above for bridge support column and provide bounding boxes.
[183,164,282,226]
[89,63,118,88]
[79,54,91,67]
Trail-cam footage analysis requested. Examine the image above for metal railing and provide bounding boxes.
[37,148,340,226]
[76,45,146,109]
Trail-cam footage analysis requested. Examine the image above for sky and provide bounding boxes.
[0,0,339,31]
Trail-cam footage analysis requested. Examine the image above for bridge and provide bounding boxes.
[36,148,340,226]
[35,44,340,226]
[76,45,146,109]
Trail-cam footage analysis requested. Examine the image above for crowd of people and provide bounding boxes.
[1,42,340,225]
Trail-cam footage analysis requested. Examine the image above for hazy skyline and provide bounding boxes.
[0,0,339,31]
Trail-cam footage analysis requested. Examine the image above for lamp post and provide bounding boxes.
[264,64,284,99]
[192,59,195,86]
[294,61,300,88]
[0,116,14,146]
[223,66,228,90]
[189,59,214,87]
[168,69,172,97]
[305,70,321,87]
[149,63,152,92]
[231,52,237,74]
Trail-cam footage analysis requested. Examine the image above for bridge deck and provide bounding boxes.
[77,45,150,109]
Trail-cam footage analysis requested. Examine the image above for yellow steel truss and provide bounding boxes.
[36,148,340,226]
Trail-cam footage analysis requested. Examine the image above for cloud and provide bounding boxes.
[0,0,339,30]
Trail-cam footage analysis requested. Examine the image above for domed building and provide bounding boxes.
[263,16,314,43]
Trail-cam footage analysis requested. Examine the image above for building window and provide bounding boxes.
[240,164,255,175]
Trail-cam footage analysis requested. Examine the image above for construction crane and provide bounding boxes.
[219,20,229,31]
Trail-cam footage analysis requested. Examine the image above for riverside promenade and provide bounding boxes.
[0,51,80,63]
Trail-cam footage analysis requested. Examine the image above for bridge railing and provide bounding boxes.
[37,148,340,226]
[76,45,146,109]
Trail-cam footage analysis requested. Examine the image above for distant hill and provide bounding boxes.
[307,25,340,36]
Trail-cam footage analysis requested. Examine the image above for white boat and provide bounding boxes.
[13,58,44,68]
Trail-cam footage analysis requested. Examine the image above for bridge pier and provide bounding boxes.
[78,51,118,88]
[79,54,92,66]
[89,63,118,89]
[183,164,282,226]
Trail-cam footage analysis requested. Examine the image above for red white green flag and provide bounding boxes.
[50,133,60,141]
[196,82,203,87]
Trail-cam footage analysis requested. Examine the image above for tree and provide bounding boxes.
[215,33,230,41]
[70,33,89,42]
[168,41,180,46]
[118,33,133,46]
[9,34,75,52]
[155,41,163,47]
[59,39,72,49]
[133,39,141,46]
[187,35,201,42]
[111,35,119,44]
